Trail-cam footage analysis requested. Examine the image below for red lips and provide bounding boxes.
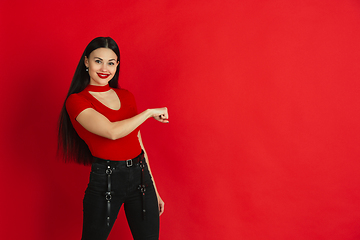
[97,73,110,79]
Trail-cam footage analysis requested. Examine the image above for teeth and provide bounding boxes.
[98,73,109,77]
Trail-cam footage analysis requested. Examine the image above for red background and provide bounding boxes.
[1,0,360,239]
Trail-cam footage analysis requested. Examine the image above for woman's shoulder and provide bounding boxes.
[66,92,94,119]
[66,92,92,108]
[67,92,89,102]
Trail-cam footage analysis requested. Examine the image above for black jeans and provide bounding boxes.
[81,154,159,240]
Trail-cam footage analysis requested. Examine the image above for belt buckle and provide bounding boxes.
[126,159,133,167]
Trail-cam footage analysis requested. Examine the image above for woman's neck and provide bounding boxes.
[86,84,111,92]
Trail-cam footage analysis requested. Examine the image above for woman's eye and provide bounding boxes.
[95,60,101,63]
[109,62,114,66]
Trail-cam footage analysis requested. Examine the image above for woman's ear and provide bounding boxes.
[84,56,89,68]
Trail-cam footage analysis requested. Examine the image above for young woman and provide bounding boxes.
[58,37,168,240]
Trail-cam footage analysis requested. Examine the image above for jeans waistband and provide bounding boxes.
[93,150,145,168]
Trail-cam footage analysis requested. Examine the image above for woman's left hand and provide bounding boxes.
[157,195,165,216]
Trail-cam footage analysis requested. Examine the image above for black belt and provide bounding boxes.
[93,151,145,168]
[93,151,147,226]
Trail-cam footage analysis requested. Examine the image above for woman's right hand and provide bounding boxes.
[150,107,169,123]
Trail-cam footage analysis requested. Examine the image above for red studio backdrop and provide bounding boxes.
[1,0,360,239]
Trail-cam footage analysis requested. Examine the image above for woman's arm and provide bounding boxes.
[138,131,165,216]
[76,107,168,140]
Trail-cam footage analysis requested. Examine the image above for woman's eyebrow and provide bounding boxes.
[94,57,116,61]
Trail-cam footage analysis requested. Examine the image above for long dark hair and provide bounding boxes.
[57,37,120,165]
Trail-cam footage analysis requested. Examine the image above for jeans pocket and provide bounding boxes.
[91,163,107,175]
[87,171,107,194]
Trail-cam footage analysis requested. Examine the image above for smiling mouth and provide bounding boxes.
[97,73,110,79]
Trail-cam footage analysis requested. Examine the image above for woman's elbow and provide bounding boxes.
[106,128,126,140]
[104,124,126,140]
[107,130,119,140]
[101,126,118,140]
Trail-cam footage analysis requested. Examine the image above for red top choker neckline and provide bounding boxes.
[86,84,111,92]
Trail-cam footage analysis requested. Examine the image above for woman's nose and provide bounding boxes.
[100,63,108,72]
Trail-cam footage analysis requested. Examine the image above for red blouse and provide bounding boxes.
[66,85,142,161]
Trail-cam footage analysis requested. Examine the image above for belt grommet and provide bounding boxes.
[105,192,112,201]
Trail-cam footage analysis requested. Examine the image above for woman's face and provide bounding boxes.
[84,48,119,86]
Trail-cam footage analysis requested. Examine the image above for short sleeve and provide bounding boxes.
[66,94,93,120]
